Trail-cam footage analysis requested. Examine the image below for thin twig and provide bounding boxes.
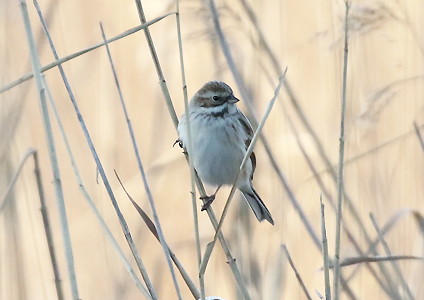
[0,149,35,212]
[0,148,65,300]
[282,245,313,300]
[174,0,205,297]
[333,2,350,299]
[260,1,389,294]
[345,209,411,282]
[239,2,377,288]
[370,214,415,300]
[19,1,79,299]
[413,122,424,154]
[253,0,377,268]
[34,1,157,298]
[0,12,175,94]
[288,114,394,298]
[306,123,424,181]
[334,255,423,268]
[33,150,65,300]
[115,171,201,300]
[321,196,331,300]
[100,22,182,300]
[41,75,150,297]
[134,0,179,128]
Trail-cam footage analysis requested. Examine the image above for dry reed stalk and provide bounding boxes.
[30,3,151,292]
[238,2,379,285]
[0,148,65,300]
[33,149,65,300]
[0,13,175,94]
[18,0,80,298]
[38,73,150,296]
[333,2,350,299]
[307,122,424,181]
[174,0,205,297]
[282,245,313,300]
[321,196,331,300]
[33,1,157,298]
[100,22,182,300]
[370,214,415,300]
[115,171,201,300]
[413,122,424,154]
[287,114,395,297]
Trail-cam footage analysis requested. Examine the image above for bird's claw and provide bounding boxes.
[173,139,183,148]
[200,195,216,211]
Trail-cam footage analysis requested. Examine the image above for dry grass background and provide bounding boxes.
[1,0,424,299]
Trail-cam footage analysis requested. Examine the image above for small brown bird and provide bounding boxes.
[177,81,274,225]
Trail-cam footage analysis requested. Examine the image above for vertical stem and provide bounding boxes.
[174,0,205,298]
[370,214,415,300]
[413,122,424,154]
[282,245,313,300]
[133,0,179,128]
[41,64,150,298]
[321,196,331,300]
[33,1,156,298]
[99,23,181,300]
[33,150,65,300]
[333,2,350,300]
[18,0,80,299]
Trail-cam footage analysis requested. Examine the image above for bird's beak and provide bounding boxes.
[227,94,239,104]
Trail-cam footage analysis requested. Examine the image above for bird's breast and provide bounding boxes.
[189,113,249,186]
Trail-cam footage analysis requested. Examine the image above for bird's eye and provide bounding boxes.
[212,96,219,101]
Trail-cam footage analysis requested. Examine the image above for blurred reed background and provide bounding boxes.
[1,0,424,299]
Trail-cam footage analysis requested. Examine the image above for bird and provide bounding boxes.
[176,81,274,225]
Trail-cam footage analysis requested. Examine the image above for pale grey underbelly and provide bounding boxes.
[191,128,248,187]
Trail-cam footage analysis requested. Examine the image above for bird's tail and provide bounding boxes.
[240,185,274,225]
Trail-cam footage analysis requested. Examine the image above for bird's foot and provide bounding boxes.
[200,194,216,211]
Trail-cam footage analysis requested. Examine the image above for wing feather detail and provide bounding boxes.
[237,111,256,179]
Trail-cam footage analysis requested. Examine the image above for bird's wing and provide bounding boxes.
[237,110,256,179]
